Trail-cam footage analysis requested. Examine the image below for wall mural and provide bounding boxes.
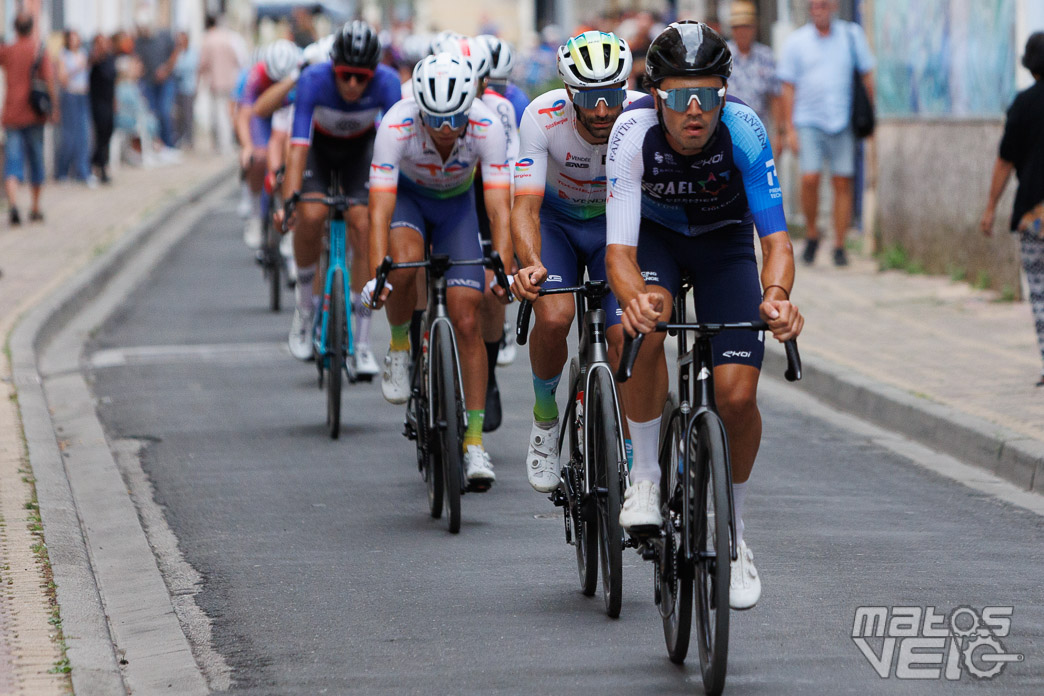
[875,0,1015,117]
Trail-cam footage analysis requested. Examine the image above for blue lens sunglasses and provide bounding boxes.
[656,86,726,112]
[422,111,469,130]
[570,86,628,110]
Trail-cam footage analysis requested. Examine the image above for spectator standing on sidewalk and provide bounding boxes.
[726,1,782,137]
[779,0,874,267]
[56,29,93,184]
[134,7,180,148]
[980,32,1044,387]
[90,33,117,184]
[197,14,245,155]
[173,31,198,148]
[0,13,57,226]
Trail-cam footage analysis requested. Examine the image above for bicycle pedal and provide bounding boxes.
[628,524,661,543]
[466,480,493,493]
[355,374,375,383]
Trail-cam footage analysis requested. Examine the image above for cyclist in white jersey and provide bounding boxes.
[364,53,514,486]
[436,34,521,432]
[510,31,642,492]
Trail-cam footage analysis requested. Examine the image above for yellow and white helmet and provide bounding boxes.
[557,31,632,89]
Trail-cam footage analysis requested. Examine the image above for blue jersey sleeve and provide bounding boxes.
[505,83,530,127]
[722,100,786,237]
[290,64,322,145]
[373,64,402,118]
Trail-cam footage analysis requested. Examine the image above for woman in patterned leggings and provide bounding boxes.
[980,32,1044,386]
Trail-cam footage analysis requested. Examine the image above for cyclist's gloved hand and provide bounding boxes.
[361,277,392,309]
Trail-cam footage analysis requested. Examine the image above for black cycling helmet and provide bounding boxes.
[1023,31,1044,76]
[330,20,381,69]
[645,20,732,86]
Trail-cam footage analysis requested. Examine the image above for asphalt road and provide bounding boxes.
[86,195,1044,694]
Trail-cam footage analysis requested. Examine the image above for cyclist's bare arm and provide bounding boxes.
[367,190,397,303]
[758,230,803,342]
[510,194,546,300]
[483,186,515,300]
[253,77,295,119]
[606,243,664,336]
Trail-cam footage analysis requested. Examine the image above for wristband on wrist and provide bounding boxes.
[763,284,790,300]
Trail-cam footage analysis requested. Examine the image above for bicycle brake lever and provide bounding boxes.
[616,332,646,383]
[488,251,511,293]
[783,339,802,382]
[373,255,393,302]
[516,300,533,346]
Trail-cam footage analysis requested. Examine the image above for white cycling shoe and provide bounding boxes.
[464,445,495,488]
[526,418,561,492]
[619,480,662,532]
[354,344,379,377]
[243,217,263,250]
[381,349,410,404]
[288,307,315,361]
[497,320,516,366]
[729,540,762,610]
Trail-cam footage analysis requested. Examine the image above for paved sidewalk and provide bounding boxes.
[0,153,232,695]
[767,242,1044,491]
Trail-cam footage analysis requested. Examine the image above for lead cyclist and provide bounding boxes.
[604,21,803,610]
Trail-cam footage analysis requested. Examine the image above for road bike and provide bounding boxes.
[285,172,371,440]
[616,282,801,695]
[258,166,291,312]
[516,279,627,617]
[374,251,510,533]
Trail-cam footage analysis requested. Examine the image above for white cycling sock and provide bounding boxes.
[296,264,316,314]
[627,417,661,487]
[733,480,748,547]
[351,293,372,346]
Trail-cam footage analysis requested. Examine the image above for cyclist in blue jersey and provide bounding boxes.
[276,21,400,374]
[604,22,803,611]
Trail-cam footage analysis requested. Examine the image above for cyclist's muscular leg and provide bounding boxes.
[293,201,327,269]
[384,227,425,326]
[447,286,487,411]
[347,204,369,294]
[712,364,762,484]
[479,269,505,343]
[618,285,673,423]
[529,293,575,380]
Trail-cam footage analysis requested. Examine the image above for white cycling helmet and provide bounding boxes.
[412,52,477,121]
[302,34,334,67]
[557,31,633,88]
[400,33,433,67]
[264,39,302,81]
[430,35,491,82]
[479,35,514,81]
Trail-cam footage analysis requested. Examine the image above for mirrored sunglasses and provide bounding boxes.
[422,111,468,130]
[656,86,726,112]
[570,86,627,110]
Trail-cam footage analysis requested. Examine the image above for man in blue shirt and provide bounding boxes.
[779,0,874,266]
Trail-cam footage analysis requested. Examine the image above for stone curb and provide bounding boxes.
[764,343,1043,494]
[8,164,236,695]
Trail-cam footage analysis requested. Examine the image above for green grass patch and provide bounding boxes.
[946,264,967,282]
[877,243,909,271]
[973,269,991,290]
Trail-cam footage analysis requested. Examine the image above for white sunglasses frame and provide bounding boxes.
[655,86,727,110]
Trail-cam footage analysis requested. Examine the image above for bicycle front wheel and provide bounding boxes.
[659,397,693,664]
[326,268,345,439]
[564,359,597,596]
[433,322,463,534]
[692,411,731,695]
[588,369,624,618]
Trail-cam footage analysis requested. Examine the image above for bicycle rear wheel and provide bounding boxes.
[266,215,281,312]
[659,397,693,664]
[433,322,463,534]
[588,369,624,618]
[326,268,345,439]
[564,359,597,596]
[692,411,731,695]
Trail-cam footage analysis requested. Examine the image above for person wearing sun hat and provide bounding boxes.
[725,0,782,136]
